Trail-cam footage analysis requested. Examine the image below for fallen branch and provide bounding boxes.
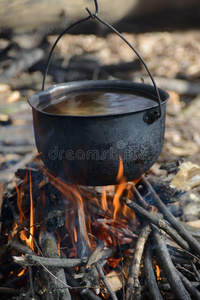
[0,48,44,81]
[133,75,200,96]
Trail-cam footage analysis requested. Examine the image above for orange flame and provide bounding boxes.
[155,264,161,280]
[31,155,140,264]
[116,156,124,182]
[101,187,108,211]
[113,157,127,220]
[20,170,34,250]
[18,268,26,277]
[57,234,61,256]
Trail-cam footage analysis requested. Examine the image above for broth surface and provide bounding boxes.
[42,90,157,116]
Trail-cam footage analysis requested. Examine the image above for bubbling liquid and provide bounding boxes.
[42,90,157,116]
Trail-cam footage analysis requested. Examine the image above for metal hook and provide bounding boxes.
[86,0,98,18]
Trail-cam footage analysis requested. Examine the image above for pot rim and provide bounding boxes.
[28,80,169,118]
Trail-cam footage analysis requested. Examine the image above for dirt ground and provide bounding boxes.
[0,29,200,185]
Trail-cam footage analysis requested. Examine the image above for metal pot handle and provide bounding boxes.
[42,0,162,122]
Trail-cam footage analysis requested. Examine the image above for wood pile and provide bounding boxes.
[0,163,200,299]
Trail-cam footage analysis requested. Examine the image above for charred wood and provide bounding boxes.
[8,237,35,255]
[0,287,20,297]
[65,272,102,300]
[141,176,200,256]
[144,244,163,300]
[152,225,191,300]
[177,269,200,299]
[96,262,118,300]
[123,197,191,252]
[86,239,104,270]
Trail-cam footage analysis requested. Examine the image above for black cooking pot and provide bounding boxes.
[28,1,169,186]
[29,80,169,186]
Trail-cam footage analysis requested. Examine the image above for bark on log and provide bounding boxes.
[40,231,71,300]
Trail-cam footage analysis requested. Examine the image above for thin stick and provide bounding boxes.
[13,254,87,268]
[0,182,5,210]
[86,240,105,270]
[123,198,191,252]
[126,220,151,300]
[141,176,200,256]
[177,270,200,299]
[152,282,200,292]
[190,260,200,281]
[9,238,35,255]
[28,266,36,299]
[0,182,5,233]
[0,287,20,296]
[96,262,118,300]
[144,244,163,300]
[152,225,191,300]
[65,272,102,300]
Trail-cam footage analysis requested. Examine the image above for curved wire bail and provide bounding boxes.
[42,0,162,120]
[90,15,162,119]
[86,0,98,18]
[42,0,99,91]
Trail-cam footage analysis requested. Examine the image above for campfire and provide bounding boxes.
[0,158,200,300]
[1,1,200,300]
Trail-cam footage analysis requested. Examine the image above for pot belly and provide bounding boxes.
[33,105,166,186]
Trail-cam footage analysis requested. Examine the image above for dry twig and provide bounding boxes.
[96,262,118,300]
[126,220,151,300]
